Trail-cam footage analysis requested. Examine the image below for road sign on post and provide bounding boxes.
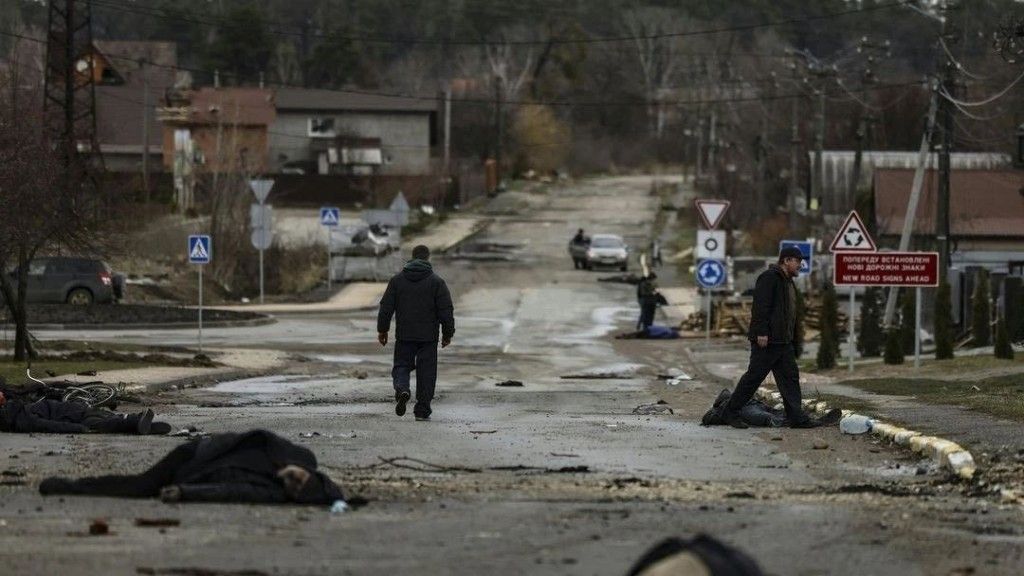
[249,179,275,304]
[696,259,727,343]
[697,230,726,260]
[320,207,341,291]
[833,252,940,287]
[779,240,814,276]
[695,199,730,229]
[188,235,211,353]
[829,210,877,252]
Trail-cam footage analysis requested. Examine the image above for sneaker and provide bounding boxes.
[395,391,411,416]
[721,410,749,429]
[136,409,155,435]
[414,415,430,422]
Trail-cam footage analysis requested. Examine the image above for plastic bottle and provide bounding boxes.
[839,414,874,435]
[330,500,349,514]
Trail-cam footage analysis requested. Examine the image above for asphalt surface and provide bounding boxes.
[3,176,1023,576]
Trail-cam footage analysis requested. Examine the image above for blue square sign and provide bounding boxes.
[188,235,212,264]
[320,206,341,227]
[779,240,813,276]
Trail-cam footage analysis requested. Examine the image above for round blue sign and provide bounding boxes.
[696,259,726,288]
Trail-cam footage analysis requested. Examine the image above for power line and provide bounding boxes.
[87,0,908,47]
[938,67,1024,108]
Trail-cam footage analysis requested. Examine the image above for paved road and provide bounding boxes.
[4,176,1023,575]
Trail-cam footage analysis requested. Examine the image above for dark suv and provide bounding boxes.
[3,257,125,305]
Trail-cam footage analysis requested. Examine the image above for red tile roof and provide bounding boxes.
[873,168,1024,238]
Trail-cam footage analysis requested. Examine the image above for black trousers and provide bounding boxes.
[637,303,657,330]
[56,441,198,498]
[724,342,808,425]
[392,340,438,418]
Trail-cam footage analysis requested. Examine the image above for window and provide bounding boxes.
[308,117,336,138]
[28,261,47,276]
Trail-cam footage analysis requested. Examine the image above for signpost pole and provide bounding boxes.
[705,288,711,344]
[259,207,265,303]
[848,288,855,373]
[914,286,922,369]
[198,265,203,353]
[326,227,332,292]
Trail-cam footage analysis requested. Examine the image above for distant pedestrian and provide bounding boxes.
[636,272,659,331]
[377,245,455,421]
[716,246,815,429]
[649,239,663,268]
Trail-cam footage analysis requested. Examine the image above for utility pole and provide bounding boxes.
[494,75,504,193]
[938,24,956,283]
[696,115,705,180]
[141,58,151,204]
[813,87,825,211]
[443,86,451,178]
[788,60,802,230]
[707,110,717,170]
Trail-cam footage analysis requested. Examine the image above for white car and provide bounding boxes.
[584,234,630,271]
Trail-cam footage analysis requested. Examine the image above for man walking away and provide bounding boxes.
[636,272,659,331]
[377,245,455,421]
[717,247,815,429]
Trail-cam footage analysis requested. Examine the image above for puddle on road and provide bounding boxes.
[553,306,635,344]
[211,375,344,394]
[314,354,388,365]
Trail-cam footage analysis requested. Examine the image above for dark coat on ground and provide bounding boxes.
[749,265,800,346]
[0,399,91,433]
[377,260,455,342]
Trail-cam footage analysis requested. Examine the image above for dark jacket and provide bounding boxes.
[0,399,90,433]
[174,430,344,504]
[377,259,456,342]
[749,264,799,345]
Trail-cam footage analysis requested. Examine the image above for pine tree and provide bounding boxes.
[971,269,991,347]
[858,287,883,357]
[1004,277,1024,344]
[900,288,916,354]
[817,283,839,369]
[995,316,1014,360]
[935,282,955,360]
[884,327,905,365]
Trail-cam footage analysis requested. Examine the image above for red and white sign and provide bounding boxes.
[833,252,939,287]
[695,199,730,230]
[829,210,877,253]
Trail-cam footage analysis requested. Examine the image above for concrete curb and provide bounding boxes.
[28,315,277,331]
[754,389,977,481]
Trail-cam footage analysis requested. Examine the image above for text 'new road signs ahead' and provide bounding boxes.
[320,206,341,227]
[695,199,730,230]
[188,235,211,264]
[779,240,813,276]
[696,259,727,289]
[833,252,939,287]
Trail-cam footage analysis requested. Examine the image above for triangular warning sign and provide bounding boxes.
[695,199,730,229]
[190,239,210,260]
[829,211,877,252]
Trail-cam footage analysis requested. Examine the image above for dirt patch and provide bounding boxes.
[6,304,265,325]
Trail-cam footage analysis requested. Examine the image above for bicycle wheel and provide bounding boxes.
[63,384,117,408]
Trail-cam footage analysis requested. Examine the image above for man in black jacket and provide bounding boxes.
[717,246,814,429]
[377,245,455,421]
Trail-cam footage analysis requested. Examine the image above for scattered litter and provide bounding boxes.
[469,430,497,434]
[657,368,692,379]
[77,370,97,376]
[495,380,524,387]
[664,374,693,386]
[632,402,674,415]
[839,415,874,435]
[351,370,369,380]
[1,470,25,477]
[89,519,110,536]
[549,453,580,458]
[971,385,981,392]
[769,435,783,441]
[605,424,619,428]
[560,365,642,380]
[813,442,829,450]
[135,518,181,528]
[330,500,350,514]
[136,568,269,576]
[298,432,356,439]
[169,426,208,439]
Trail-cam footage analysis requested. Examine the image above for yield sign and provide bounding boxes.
[829,210,877,252]
[695,199,730,229]
[249,179,274,204]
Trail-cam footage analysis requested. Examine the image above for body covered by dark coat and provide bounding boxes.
[377,260,455,342]
[39,430,345,505]
[701,390,785,428]
[749,264,800,346]
[1,398,93,433]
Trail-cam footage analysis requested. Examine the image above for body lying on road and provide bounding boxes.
[39,429,345,505]
[0,389,170,435]
[702,389,841,429]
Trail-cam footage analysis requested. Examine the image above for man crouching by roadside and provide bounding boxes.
[715,246,817,429]
[377,245,455,422]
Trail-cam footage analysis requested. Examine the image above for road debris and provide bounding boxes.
[469,430,498,434]
[169,426,208,439]
[813,442,830,450]
[89,519,110,535]
[135,518,181,528]
[330,500,349,514]
[632,401,674,415]
[495,380,524,387]
[840,415,874,435]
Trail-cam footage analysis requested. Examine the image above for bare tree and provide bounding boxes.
[624,8,682,138]
[0,78,94,360]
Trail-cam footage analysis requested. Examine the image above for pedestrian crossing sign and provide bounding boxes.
[320,206,341,227]
[188,235,211,264]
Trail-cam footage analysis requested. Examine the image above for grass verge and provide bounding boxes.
[0,359,155,385]
[842,373,1024,423]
